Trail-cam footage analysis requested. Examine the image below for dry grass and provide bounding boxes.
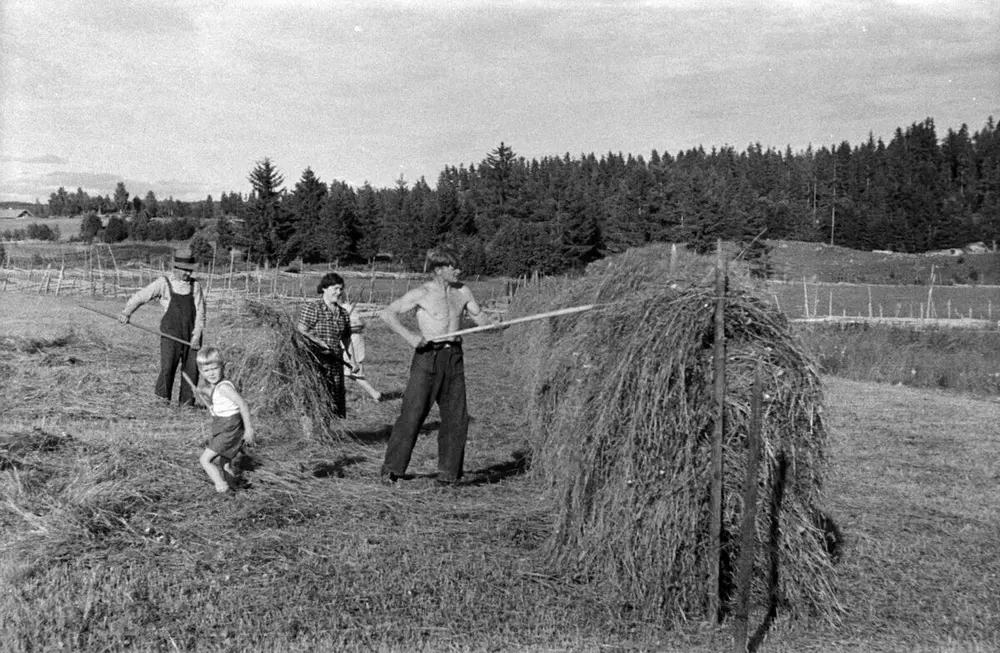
[505,244,839,625]
[1,281,998,652]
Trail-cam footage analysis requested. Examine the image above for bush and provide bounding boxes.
[25,223,60,241]
[189,233,215,266]
[79,213,102,241]
[102,216,128,243]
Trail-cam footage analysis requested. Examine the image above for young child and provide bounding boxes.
[195,347,254,496]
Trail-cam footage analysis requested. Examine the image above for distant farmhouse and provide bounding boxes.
[0,208,35,221]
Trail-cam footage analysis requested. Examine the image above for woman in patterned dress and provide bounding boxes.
[295,272,358,418]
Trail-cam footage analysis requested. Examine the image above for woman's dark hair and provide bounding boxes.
[316,272,345,294]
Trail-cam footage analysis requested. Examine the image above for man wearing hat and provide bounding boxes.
[119,249,207,406]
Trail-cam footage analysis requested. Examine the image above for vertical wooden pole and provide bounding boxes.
[733,362,763,652]
[669,243,677,277]
[55,264,65,296]
[926,265,935,318]
[208,246,217,295]
[106,244,120,297]
[801,277,808,319]
[39,264,52,294]
[709,239,726,621]
[368,262,376,303]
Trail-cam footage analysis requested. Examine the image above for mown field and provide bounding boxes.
[1,287,998,652]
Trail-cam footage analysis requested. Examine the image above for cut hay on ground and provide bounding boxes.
[217,299,349,442]
[506,244,840,624]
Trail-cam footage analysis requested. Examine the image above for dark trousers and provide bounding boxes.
[382,344,468,481]
[156,337,198,405]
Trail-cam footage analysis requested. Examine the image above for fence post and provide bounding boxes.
[801,277,809,319]
[732,361,763,652]
[39,264,52,294]
[55,264,65,296]
[709,238,726,622]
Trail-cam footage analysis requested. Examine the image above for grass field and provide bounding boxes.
[1,290,998,652]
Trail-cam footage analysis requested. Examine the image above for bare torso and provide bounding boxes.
[415,281,469,341]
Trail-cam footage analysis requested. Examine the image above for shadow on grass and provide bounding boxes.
[344,420,443,445]
[461,449,531,486]
[306,455,367,479]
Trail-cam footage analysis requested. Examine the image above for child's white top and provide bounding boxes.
[210,380,240,417]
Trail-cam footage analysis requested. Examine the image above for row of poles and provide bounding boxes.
[0,246,545,309]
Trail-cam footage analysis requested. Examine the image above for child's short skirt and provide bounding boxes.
[207,414,244,460]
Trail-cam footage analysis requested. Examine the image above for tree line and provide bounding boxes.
[234,116,999,276]
[45,115,1000,277]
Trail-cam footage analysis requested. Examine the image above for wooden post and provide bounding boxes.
[669,243,677,276]
[828,290,832,317]
[208,246,217,295]
[55,264,65,296]
[709,239,726,621]
[106,244,120,297]
[733,362,763,652]
[867,286,873,318]
[95,249,106,296]
[801,277,809,319]
[39,264,52,294]
[926,265,935,319]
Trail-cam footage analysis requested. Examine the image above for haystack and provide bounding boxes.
[218,299,347,441]
[506,244,840,623]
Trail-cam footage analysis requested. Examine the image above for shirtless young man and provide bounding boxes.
[379,246,498,485]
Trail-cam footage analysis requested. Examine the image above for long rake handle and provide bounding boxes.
[429,303,596,342]
[78,304,195,348]
[181,372,212,410]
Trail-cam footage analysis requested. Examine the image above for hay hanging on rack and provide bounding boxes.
[505,244,840,624]
[220,299,347,442]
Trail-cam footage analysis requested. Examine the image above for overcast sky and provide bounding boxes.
[1,0,997,204]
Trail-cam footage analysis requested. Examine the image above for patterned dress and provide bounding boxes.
[296,300,352,417]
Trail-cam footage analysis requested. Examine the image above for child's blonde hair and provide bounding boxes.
[196,346,225,367]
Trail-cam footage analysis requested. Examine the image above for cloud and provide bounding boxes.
[0,154,68,164]
[67,0,196,35]
[0,169,211,203]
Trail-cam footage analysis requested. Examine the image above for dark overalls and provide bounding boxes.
[156,277,198,405]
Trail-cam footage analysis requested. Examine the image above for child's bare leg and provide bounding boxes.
[200,448,229,492]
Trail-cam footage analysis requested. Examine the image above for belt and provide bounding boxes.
[419,340,461,352]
